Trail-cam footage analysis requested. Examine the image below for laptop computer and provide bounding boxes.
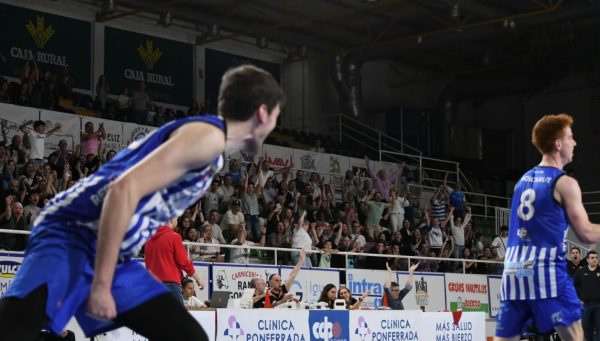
[210,290,231,308]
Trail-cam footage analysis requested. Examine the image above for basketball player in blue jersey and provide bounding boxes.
[495,114,600,341]
[0,64,284,341]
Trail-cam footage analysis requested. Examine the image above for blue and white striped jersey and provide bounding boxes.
[501,166,569,300]
[31,115,225,259]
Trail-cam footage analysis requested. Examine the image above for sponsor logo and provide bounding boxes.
[223,315,245,340]
[415,276,429,306]
[137,39,162,70]
[216,269,230,290]
[353,316,371,341]
[26,16,54,48]
[300,154,317,170]
[0,261,20,279]
[309,311,348,341]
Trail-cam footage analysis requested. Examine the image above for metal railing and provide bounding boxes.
[0,228,502,274]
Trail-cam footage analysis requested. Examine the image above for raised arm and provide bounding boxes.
[384,262,393,288]
[405,262,419,288]
[87,122,225,321]
[284,248,305,289]
[364,156,377,179]
[45,122,62,138]
[19,120,33,134]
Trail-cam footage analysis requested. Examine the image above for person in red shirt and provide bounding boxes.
[145,218,205,305]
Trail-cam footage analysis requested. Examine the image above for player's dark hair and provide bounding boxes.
[218,65,285,122]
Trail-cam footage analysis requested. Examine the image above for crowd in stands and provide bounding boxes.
[0,114,505,275]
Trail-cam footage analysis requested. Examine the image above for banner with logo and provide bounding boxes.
[204,48,281,109]
[262,144,293,169]
[212,264,279,299]
[280,267,339,304]
[309,310,350,341]
[445,273,489,313]
[0,253,24,298]
[104,27,193,106]
[293,150,322,174]
[216,308,309,341]
[345,269,388,308]
[40,110,81,157]
[488,275,502,318]
[104,310,215,341]
[122,122,155,148]
[416,311,486,340]
[349,310,420,341]
[397,272,446,312]
[80,117,124,153]
[0,3,91,89]
[0,103,39,141]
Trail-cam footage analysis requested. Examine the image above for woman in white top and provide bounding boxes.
[182,278,205,310]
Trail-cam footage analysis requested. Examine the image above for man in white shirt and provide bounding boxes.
[229,226,267,264]
[19,120,61,166]
[449,206,471,260]
[221,199,245,241]
[202,210,226,244]
[490,225,508,275]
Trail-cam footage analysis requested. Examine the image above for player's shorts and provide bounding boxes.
[3,229,168,336]
[495,282,581,338]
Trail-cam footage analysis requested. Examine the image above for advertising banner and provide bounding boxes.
[0,253,23,298]
[193,262,211,304]
[216,308,309,341]
[349,310,420,341]
[345,269,387,308]
[280,267,339,304]
[309,310,349,341]
[416,311,486,341]
[293,149,322,174]
[0,103,39,141]
[0,3,91,89]
[398,272,446,312]
[488,275,502,318]
[104,27,193,105]
[122,122,155,148]
[212,264,279,299]
[445,273,489,313]
[262,144,293,169]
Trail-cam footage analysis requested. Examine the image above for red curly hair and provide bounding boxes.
[531,113,573,154]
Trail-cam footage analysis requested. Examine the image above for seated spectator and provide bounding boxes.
[338,286,368,310]
[475,246,495,275]
[184,227,201,260]
[182,278,206,310]
[350,221,366,251]
[317,284,338,309]
[462,248,477,274]
[263,250,305,308]
[229,226,267,264]
[198,224,222,262]
[251,277,268,308]
[221,199,245,241]
[388,244,409,271]
[0,196,28,251]
[269,220,292,265]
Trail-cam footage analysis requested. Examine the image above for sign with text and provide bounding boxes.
[280,267,339,304]
[349,310,420,341]
[397,272,446,312]
[104,27,193,105]
[211,264,279,299]
[0,254,23,298]
[416,311,486,341]
[217,308,309,341]
[488,275,502,318]
[445,273,489,313]
[0,3,91,89]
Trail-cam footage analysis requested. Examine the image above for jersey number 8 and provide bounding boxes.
[517,188,536,221]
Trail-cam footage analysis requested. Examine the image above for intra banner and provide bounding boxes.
[0,3,91,89]
[104,27,193,106]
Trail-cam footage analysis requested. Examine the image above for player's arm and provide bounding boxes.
[556,176,600,244]
[87,122,224,320]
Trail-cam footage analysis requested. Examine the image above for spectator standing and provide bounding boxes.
[19,120,62,166]
[229,226,267,264]
[449,206,472,261]
[389,189,409,233]
[145,218,205,305]
[130,81,152,124]
[202,210,226,244]
[364,156,404,202]
[81,122,106,157]
[573,250,600,341]
[490,225,508,275]
[567,247,587,278]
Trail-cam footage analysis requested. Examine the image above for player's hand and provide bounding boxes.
[86,289,116,321]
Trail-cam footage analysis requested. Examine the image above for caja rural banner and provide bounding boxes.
[212,264,279,299]
[0,253,23,298]
[0,3,91,89]
[104,27,193,106]
[280,267,339,304]
[445,273,489,313]
[397,272,446,312]
[216,308,309,341]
